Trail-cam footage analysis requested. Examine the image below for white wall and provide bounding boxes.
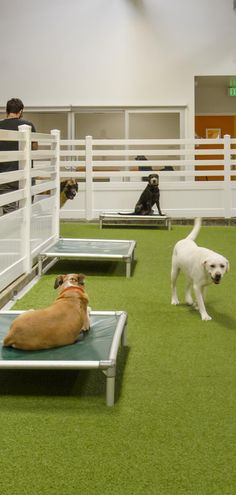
[196,86,236,114]
[1,0,236,136]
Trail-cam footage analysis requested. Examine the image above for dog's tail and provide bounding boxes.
[118,212,135,216]
[186,217,202,241]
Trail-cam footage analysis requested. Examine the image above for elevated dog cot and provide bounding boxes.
[99,213,172,230]
[38,238,136,278]
[0,310,128,406]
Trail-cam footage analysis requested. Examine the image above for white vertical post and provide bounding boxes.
[85,135,93,220]
[124,110,129,141]
[19,124,32,273]
[124,110,130,182]
[223,134,232,219]
[51,129,60,240]
[67,110,75,163]
[67,109,73,140]
[71,111,75,140]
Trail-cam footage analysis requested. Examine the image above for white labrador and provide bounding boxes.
[171,218,229,321]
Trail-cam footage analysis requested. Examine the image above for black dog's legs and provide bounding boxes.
[134,203,153,215]
[134,204,143,215]
[145,202,154,215]
[156,200,164,216]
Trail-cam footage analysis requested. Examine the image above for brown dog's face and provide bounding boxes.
[54,273,85,289]
[60,179,78,200]
[148,174,159,186]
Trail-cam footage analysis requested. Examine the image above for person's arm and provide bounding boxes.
[30,123,38,150]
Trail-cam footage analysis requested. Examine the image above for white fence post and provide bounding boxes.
[223,134,232,218]
[19,124,32,273]
[85,135,93,220]
[51,129,60,240]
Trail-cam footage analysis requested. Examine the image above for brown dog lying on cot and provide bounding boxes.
[3,273,90,351]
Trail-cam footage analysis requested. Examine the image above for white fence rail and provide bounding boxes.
[1,129,236,295]
[59,135,236,220]
[0,126,60,293]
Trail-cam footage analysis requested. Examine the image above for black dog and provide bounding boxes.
[119,174,164,216]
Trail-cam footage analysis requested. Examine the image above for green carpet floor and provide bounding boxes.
[0,222,236,495]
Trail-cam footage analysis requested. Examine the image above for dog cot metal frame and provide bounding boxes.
[0,310,128,407]
[38,238,136,278]
[99,213,172,230]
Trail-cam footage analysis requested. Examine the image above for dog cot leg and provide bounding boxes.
[102,365,116,406]
[106,376,115,407]
[38,255,43,277]
[126,260,131,278]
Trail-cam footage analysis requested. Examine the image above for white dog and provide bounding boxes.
[171,218,229,321]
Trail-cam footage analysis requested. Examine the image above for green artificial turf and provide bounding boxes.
[1,222,236,494]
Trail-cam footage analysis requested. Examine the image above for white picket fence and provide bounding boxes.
[0,126,60,292]
[59,134,236,220]
[0,127,236,294]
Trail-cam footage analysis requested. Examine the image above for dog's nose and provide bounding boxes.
[214,273,221,283]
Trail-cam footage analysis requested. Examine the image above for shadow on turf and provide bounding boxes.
[47,259,137,278]
[203,303,236,330]
[181,302,236,329]
[0,346,130,406]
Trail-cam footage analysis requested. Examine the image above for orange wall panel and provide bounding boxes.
[195,116,234,181]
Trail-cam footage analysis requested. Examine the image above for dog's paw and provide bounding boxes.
[82,315,90,332]
[171,298,179,305]
[201,313,212,321]
[185,297,193,306]
[82,323,90,332]
[82,328,90,333]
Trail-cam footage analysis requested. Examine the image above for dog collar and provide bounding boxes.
[59,286,84,297]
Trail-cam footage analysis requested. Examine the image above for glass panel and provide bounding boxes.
[31,197,55,256]
[23,112,68,139]
[0,209,25,290]
[75,112,124,139]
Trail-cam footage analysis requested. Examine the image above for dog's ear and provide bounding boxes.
[77,273,85,285]
[54,275,64,289]
[226,260,230,272]
[60,181,66,193]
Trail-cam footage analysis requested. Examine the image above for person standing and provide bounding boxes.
[0,98,37,214]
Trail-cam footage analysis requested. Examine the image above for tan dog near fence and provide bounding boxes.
[36,178,78,207]
[60,179,78,207]
[3,273,90,350]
